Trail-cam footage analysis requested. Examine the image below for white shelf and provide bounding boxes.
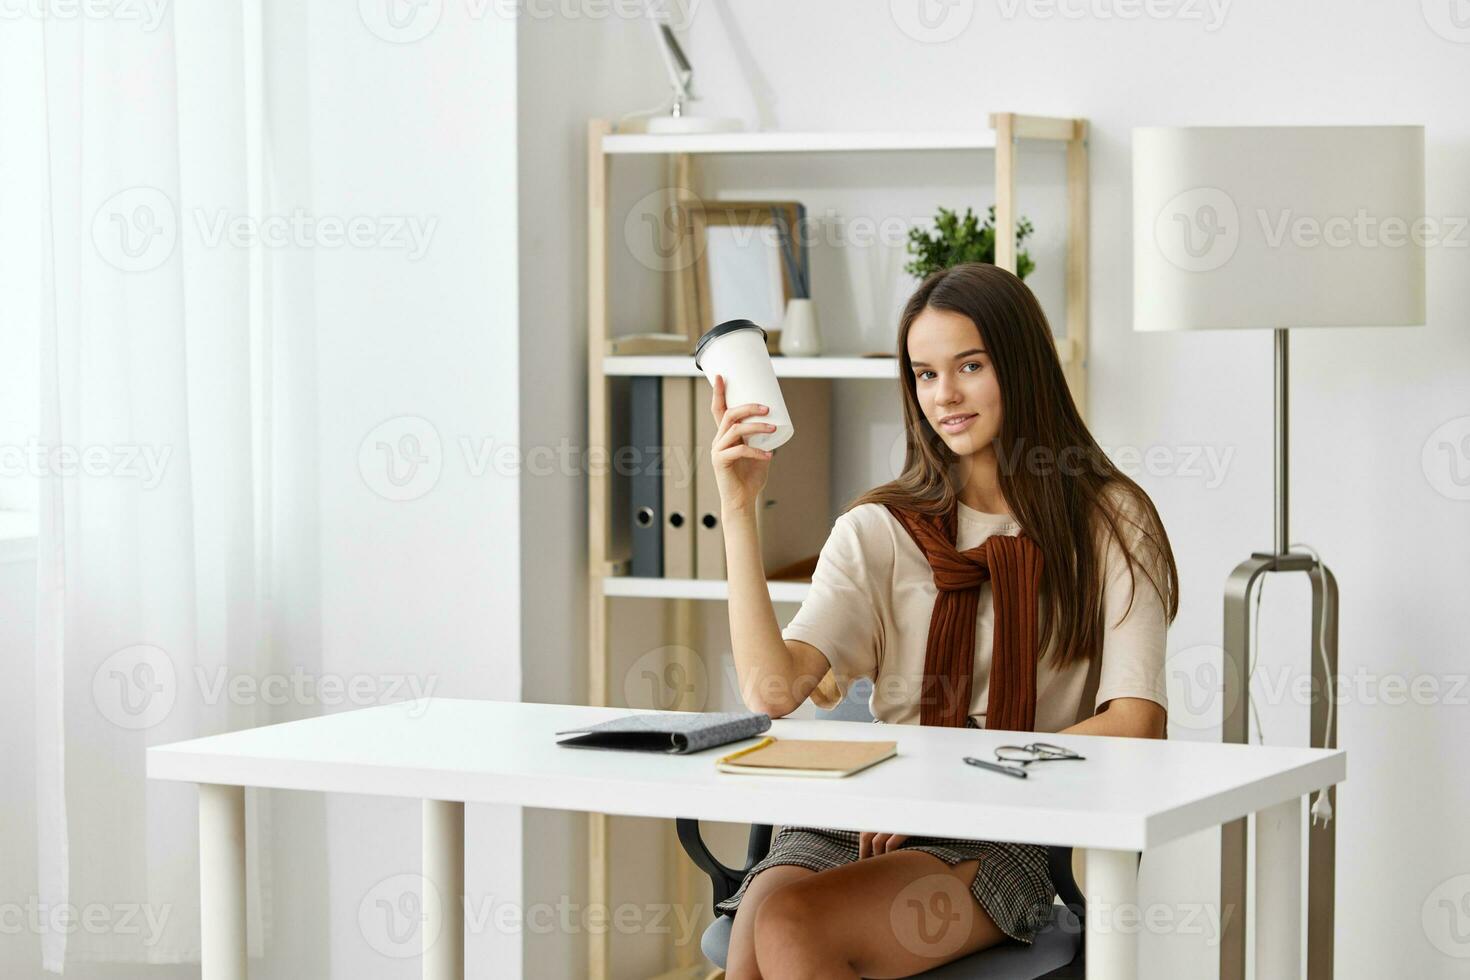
[602,130,998,156]
[603,355,897,379]
[603,576,810,604]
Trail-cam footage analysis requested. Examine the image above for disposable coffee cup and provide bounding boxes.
[693,319,794,452]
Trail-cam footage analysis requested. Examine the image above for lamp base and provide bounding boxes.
[645,115,745,134]
[1247,550,1319,572]
[1218,552,1339,980]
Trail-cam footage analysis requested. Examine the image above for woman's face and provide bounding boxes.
[906,307,1003,457]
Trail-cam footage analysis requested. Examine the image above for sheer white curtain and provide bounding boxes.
[33,2,271,969]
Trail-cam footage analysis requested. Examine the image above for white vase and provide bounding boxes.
[778,298,822,357]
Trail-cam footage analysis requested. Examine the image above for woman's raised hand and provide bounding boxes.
[708,374,775,515]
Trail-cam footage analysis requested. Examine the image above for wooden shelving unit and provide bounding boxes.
[585,113,1090,980]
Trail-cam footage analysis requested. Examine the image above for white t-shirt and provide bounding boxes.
[781,494,1169,731]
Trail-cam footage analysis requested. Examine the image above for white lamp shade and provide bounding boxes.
[1132,126,1425,331]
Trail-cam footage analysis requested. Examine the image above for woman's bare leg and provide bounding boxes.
[724,864,820,980]
[752,852,1010,979]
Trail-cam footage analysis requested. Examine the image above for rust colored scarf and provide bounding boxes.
[884,502,1044,731]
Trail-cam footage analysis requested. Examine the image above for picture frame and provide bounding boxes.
[674,199,806,352]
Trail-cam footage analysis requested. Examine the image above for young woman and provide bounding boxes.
[705,262,1179,980]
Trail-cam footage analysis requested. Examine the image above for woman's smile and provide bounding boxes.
[938,412,978,433]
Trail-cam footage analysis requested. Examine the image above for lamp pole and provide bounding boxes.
[1275,328,1290,556]
[1218,329,1340,980]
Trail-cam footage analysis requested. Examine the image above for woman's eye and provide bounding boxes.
[915,364,979,380]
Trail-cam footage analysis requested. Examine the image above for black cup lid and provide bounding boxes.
[693,319,767,371]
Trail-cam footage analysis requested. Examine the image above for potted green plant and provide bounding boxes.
[904,205,1036,281]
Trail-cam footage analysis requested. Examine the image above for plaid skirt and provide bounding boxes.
[712,720,1057,945]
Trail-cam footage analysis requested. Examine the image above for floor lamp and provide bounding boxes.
[1132,125,1426,980]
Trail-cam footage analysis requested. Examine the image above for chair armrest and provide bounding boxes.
[675,818,774,909]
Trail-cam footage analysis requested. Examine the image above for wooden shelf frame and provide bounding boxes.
[584,112,1090,980]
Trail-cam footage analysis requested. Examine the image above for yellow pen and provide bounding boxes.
[718,735,775,764]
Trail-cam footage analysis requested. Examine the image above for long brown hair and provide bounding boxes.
[848,262,1179,669]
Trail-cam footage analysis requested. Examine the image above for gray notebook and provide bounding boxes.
[554,711,771,755]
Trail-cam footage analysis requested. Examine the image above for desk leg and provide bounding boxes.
[199,784,247,980]
[1085,848,1138,980]
[1256,796,1303,979]
[423,800,465,980]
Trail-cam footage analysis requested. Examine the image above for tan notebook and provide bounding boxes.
[715,736,897,778]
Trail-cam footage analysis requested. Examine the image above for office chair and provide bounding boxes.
[676,678,1088,979]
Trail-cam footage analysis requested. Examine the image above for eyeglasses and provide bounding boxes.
[963,742,1086,779]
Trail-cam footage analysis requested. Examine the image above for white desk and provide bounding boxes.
[147,698,1345,980]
